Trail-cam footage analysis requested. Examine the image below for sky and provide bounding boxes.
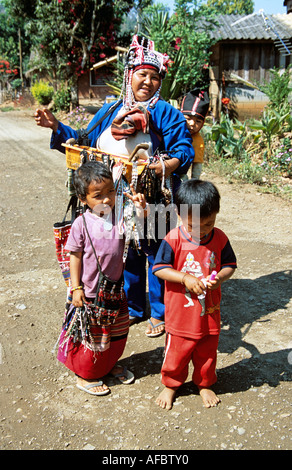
[156,1,287,15]
[253,0,286,14]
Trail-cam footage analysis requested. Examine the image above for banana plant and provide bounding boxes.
[207,113,249,161]
[143,9,184,101]
[248,110,289,156]
[160,48,185,101]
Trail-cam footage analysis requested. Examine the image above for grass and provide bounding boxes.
[205,144,292,202]
[0,106,17,112]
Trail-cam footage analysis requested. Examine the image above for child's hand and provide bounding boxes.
[72,289,85,307]
[206,267,235,290]
[206,274,220,290]
[183,274,206,296]
[124,184,147,211]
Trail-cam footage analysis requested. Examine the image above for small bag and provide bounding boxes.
[86,275,124,326]
[53,195,82,287]
[82,214,125,325]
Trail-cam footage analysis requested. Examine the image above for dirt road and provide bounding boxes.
[0,109,291,452]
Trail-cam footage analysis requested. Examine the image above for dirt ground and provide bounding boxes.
[0,108,291,453]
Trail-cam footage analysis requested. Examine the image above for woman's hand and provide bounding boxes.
[34,108,59,133]
[148,157,180,179]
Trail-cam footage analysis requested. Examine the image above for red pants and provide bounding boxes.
[161,333,219,389]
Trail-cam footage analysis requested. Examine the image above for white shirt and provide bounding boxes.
[96,105,153,159]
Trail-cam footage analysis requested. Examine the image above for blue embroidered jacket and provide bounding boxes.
[50,99,194,177]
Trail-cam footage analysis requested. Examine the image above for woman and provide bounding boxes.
[35,35,194,337]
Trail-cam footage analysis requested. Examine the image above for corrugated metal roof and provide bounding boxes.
[210,13,292,41]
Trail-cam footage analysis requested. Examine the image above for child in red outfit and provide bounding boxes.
[153,179,237,409]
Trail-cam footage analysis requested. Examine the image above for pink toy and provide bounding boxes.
[210,270,217,280]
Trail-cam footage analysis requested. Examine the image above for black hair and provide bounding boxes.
[175,179,220,218]
[73,161,113,200]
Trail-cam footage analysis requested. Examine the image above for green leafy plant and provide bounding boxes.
[257,66,292,115]
[11,78,22,90]
[269,139,292,177]
[284,114,292,132]
[140,1,217,101]
[248,110,289,156]
[54,84,71,112]
[205,113,249,161]
[31,80,54,105]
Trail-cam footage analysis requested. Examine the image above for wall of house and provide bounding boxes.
[224,84,269,120]
[209,40,292,120]
[77,70,114,107]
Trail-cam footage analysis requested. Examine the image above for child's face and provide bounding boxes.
[82,178,116,216]
[184,115,204,135]
[184,212,217,240]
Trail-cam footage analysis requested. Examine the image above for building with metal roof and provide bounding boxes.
[208,10,292,120]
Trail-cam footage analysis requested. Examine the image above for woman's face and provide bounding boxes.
[131,68,161,102]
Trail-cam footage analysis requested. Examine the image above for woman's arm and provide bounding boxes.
[149,157,181,179]
[49,100,122,154]
[149,101,194,176]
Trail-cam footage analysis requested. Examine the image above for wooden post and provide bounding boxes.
[18,28,24,90]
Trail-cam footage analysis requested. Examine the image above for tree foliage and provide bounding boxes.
[30,0,135,80]
[0,0,256,103]
[257,66,292,115]
[0,0,32,76]
[1,0,136,85]
[204,0,254,15]
[141,0,218,100]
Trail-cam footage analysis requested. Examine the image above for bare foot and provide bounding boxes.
[156,387,176,410]
[76,377,109,395]
[198,387,220,408]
